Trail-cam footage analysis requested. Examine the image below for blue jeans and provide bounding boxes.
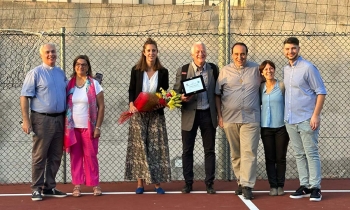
[285,120,321,189]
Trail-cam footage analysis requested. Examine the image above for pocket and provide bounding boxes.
[31,113,45,126]
[32,132,39,142]
[31,113,45,138]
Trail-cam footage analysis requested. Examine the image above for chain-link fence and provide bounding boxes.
[1,31,349,185]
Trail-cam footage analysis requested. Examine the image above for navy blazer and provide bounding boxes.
[128,66,169,115]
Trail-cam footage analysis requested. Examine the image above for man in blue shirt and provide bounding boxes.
[215,43,261,200]
[20,43,67,201]
[283,37,327,202]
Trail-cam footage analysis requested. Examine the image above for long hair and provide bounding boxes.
[135,38,164,71]
[71,55,92,78]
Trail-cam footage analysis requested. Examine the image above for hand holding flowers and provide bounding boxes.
[118,89,182,124]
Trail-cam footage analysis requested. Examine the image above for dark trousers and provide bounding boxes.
[31,112,64,191]
[182,109,216,185]
[261,126,289,188]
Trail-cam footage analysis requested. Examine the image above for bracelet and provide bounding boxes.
[96,126,101,130]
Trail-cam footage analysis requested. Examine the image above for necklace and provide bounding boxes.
[238,68,244,84]
[76,78,86,89]
[76,83,85,89]
[234,64,244,84]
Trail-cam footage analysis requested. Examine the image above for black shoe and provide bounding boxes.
[309,188,322,202]
[31,190,42,201]
[206,183,216,194]
[242,187,254,200]
[181,184,192,194]
[289,186,311,199]
[42,188,67,197]
[235,184,242,195]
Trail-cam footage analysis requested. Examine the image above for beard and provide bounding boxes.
[286,54,298,62]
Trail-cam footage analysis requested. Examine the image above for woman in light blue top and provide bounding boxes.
[259,60,289,196]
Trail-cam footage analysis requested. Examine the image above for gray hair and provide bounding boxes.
[39,43,56,55]
[190,41,206,54]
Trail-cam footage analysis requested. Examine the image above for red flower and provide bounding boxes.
[159,98,166,106]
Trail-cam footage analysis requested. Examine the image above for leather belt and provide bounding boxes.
[31,110,65,117]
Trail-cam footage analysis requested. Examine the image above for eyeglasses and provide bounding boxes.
[76,63,88,67]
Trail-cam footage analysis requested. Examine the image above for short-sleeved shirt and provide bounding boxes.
[215,61,261,123]
[260,81,285,128]
[72,79,103,128]
[20,63,67,113]
[283,56,327,124]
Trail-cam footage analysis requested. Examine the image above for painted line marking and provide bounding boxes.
[1,190,349,197]
[238,194,259,210]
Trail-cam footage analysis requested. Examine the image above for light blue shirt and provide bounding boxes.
[21,63,67,113]
[215,61,261,123]
[283,56,327,124]
[260,81,285,128]
[192,61,209,110]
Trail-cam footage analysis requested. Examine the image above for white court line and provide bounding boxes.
[238,195,259,210]
[1,190,350,210]
[1,190,350,197]
[0,190,350,197]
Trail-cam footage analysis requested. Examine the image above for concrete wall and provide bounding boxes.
[0,1,349,34]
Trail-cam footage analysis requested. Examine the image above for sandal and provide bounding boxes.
[72,186,81,197]
[93,186,102,196]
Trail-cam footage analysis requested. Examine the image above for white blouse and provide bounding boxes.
[142,71,158,93]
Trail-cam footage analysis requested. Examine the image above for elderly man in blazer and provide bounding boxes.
[173,41,218,194]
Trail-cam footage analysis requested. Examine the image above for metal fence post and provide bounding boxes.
[217,0,232,181]
[60,27,67,184]
[224,0,232,181]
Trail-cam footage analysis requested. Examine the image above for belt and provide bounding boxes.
[31,110,65,117]
[196,108,210,112]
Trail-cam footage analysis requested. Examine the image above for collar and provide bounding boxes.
[42,63,55,70]
[289,56,303,67]
[231,62,246,70]
[191,61,206,73]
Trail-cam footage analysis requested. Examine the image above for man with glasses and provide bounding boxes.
[20,43,68,201]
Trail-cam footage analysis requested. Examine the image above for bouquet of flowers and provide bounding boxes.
[157,88,182,110]
[118,89,182,124]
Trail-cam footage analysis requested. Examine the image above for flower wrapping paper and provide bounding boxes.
[118,92,162,124]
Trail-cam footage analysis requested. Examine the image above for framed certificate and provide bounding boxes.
[181,75,206,96]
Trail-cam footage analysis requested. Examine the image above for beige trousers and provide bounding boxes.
[223,122,260,188]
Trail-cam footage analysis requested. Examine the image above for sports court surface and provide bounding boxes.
[0,179,349,210]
